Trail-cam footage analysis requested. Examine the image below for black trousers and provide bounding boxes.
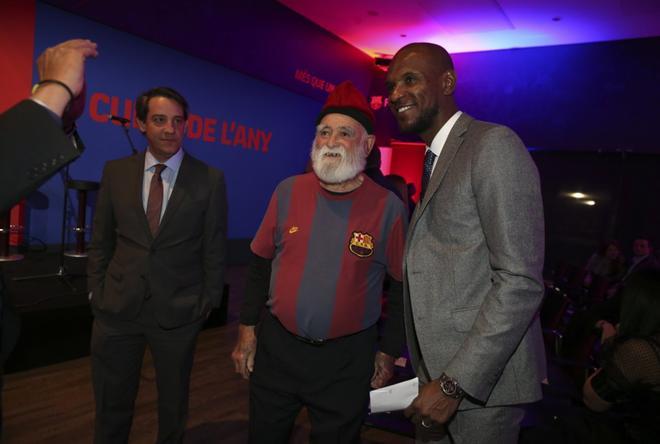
[249,313,376,444]
[91,313,203,444]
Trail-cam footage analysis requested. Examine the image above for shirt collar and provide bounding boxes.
[144,147,184,174]
[427,111,462,157]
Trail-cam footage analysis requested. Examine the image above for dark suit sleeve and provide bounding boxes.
[379,276,405,357]
[239,252,271,325]
[380,201,407,356]
[202,169,228,308]
[86,163,117,295]
[0,100,81,212]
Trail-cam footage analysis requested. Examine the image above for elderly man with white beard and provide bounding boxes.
[232,81,408,443]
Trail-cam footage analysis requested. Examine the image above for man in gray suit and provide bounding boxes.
[385,43,546,443]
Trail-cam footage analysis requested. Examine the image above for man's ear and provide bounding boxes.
[442,70,457,95]
[137,118,146,133]
[365,134,376,155]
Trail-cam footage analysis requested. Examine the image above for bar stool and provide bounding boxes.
[64,179,100,258]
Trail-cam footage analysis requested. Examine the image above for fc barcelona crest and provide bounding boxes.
[349,231,374,258]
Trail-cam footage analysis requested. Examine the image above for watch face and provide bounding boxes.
[442,379,457,395]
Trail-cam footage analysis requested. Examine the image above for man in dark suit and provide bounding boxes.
[597,237,660,302]
[386,43,546,443]
[0,38,97,440]
[87,86,227,443]
[0,38,98,213]
[624,238,660,278]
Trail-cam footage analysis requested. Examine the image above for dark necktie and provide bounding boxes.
[146,164,166,235]
[421,149,437,200]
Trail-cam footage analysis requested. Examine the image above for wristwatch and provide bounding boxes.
[438,373,465,399]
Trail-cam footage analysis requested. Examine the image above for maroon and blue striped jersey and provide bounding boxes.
[251,172,407,340]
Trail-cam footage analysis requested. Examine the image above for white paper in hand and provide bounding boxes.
[369,377,419,413]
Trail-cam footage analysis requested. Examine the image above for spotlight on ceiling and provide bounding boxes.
[568,192,587,199]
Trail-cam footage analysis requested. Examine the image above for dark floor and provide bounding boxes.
[1,249,594,440]
[1,250,228,373]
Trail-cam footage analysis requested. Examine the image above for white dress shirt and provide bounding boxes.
[426,111,462,175]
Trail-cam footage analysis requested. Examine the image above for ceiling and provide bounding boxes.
[279,0,660,57]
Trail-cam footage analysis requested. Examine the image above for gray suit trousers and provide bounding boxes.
[415,405,525,444]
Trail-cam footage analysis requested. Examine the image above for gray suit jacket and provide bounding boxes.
[87,151,227,329]
[403,113,546,409]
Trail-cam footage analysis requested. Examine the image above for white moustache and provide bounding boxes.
[315,145,346,159]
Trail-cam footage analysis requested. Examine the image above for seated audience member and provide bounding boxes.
[522,270,660,444]
[562,238,660,359]
[583,240,626,286]
[623,238,659,278]
[582,269,660,443]
[605,237,660,300]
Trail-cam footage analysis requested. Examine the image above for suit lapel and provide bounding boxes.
[157,153,192,234]
[129,151,153,239]
[409,113,472,231]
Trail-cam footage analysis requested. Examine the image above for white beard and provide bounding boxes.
[310,143,366,184]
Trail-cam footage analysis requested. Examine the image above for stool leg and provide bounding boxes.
[0,211,23,262]
[0,212,9,258]
[74,190,88,254]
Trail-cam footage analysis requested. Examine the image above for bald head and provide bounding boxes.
[393,43,454,73]
[386,42,458,144]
